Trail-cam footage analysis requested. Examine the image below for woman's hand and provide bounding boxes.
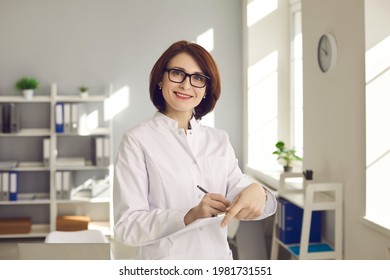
[184,193,230,225]
[220,183,267,227]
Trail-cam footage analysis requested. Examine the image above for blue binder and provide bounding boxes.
[278,197,322,244]
[55,102,64,133]
[9,171,18,201]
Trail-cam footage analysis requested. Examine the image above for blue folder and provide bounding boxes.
[55,102,64,133]
[9,171,18,201]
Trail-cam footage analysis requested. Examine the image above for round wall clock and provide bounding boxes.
[317,33,338,73]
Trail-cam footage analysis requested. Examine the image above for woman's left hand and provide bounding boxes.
[220,183,267,227]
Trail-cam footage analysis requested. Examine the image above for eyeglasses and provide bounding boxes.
[165,68,210,88]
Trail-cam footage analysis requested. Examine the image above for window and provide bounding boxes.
[290,1,303,159]
[365,35,390,230]
[243,0,303,183]
[364,0,390,232]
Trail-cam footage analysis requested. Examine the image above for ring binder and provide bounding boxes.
[9,171,18,201]
[55,102,64,133]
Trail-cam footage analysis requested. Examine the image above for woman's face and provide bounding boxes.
[160,52,207,118]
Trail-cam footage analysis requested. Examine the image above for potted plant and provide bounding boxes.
[272,141,302,172]
[15,77,39,99]
[79,86,89,98]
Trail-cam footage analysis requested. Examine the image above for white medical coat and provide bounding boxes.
[114,112,276,259]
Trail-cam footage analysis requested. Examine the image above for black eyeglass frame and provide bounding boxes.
[165,68,210,88]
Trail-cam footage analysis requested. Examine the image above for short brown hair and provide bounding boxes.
[149,40,221,120]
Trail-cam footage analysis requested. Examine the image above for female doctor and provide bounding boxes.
[113,40,276,259]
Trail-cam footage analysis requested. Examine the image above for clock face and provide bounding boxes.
[318,35,332,73]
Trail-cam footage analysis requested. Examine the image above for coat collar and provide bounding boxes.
[153,111,201,131]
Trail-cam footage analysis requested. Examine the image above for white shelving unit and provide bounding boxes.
[0,83,113,239]
[270,172,343,259]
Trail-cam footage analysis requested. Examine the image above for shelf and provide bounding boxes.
[0,96,51,103]
[271,172,343,260]
[0,199,50,206]
[0,192,50,205]
[55,165,110,171]
[0,82,113,240]
[0,162,50,172]
[57,197,110,204]
[273,235,335,259]
[0,128,51,137]
[281,191,337,210]
[56,127,111,136]
[56,95,108,102]
[18,162,49,171]
[288,243,335,258]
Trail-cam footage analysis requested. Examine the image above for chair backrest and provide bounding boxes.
[44,229,109,243]
[18,243,111,260]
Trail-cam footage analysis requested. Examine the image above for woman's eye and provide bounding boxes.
[194,75,205,82]
[172,70,184,77]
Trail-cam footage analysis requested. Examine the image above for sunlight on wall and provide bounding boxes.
[365,35,390,229]
[247,51,278,170]
[247,0,278,27]
[104,86,130,121]
[196,28,215,127]
[365,36,390,83]
[78,109,99,135]
[291,9,303,158]
[87,110,99,130]
[196,28,214,53]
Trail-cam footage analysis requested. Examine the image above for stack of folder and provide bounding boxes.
[55,102,79,133]
[0,103,20,133]
[93,137,110,166]
[0,171,18,201]
[55,171,72,199]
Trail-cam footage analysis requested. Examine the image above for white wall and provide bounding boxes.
[0,0,244,164]
[302,0,389,259]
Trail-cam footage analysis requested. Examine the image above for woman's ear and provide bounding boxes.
[158,81,162,89]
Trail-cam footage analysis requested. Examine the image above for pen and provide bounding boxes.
[197,185,226,218]
[197,185,209,194]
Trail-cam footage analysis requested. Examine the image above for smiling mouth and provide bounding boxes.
[174,91,193,100]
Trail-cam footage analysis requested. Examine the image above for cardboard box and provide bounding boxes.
[0,217,32,234]
[56,215,90,231]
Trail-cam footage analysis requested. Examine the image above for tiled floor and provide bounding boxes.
[0,237,136,260]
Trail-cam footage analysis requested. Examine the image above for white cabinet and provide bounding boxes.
[270,172,343,259]
[0,83,113,238]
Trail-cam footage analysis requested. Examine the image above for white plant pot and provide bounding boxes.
[23,89,34,100]
[80,92,89,98]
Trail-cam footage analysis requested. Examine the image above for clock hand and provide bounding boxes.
[321,48,328,56]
